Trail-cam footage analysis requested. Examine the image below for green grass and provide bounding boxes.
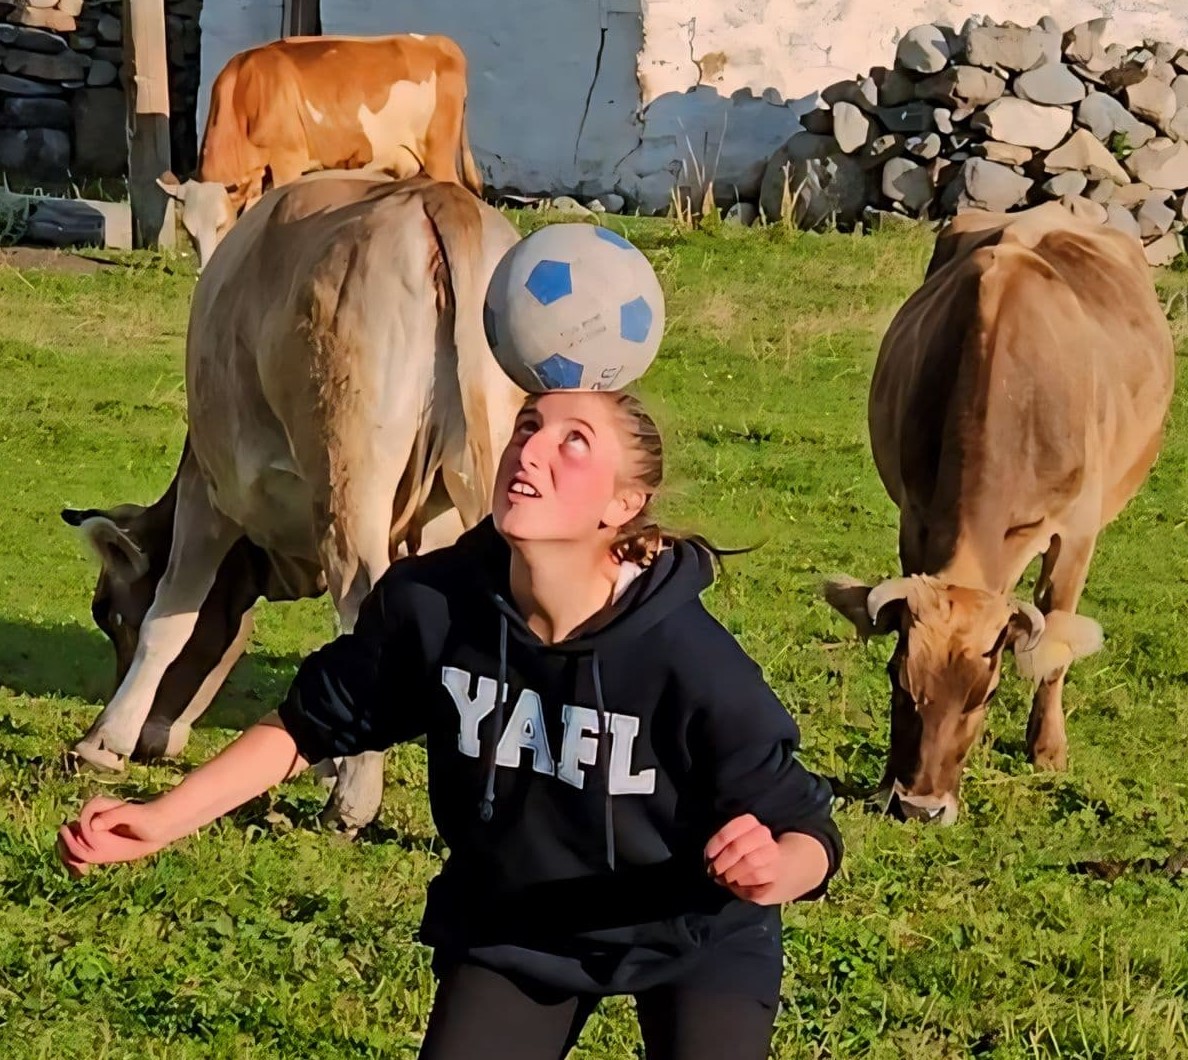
[1,219,1187,1058]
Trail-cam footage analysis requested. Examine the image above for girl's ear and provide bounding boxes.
[602,488,648,531]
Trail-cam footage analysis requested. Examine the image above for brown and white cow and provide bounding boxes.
[825,203,1175,824]
[158,33,484,268]
[63,172,524,830]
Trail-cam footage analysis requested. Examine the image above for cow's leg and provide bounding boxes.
[72,459,241,771]
[1025,533,1096,771]
[135,610,255,760]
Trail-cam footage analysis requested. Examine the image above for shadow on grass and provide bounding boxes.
[0,619,303,733]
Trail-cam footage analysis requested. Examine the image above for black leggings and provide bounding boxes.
[419,961,778,1060]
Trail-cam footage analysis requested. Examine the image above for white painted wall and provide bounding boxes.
[205,0,1188,211]
[196,0,284,137]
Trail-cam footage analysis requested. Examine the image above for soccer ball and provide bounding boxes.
[483,223,665,393]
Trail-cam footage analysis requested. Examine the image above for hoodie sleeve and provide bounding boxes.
[680,611,843,897]
[277,574,434,764]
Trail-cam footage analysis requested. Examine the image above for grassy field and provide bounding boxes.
[1,218,1187,1059]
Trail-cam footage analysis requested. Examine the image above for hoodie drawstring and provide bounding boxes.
[477,611,616,874]
[479,612,510,823]
[591,653,616,872]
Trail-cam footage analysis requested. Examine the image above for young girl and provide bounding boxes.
[59,389,842,1060]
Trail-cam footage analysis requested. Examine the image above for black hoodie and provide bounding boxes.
[278,518,842,1001]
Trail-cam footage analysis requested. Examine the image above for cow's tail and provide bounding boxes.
[458,98,484,198]
[422,184,521,526]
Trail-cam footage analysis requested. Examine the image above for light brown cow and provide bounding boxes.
[158,33,483,268]
[66,173,524,831]
[826,203,1175,824]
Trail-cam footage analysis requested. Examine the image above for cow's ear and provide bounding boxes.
[156,173,185,202]
[73,515,150,581]
[823,575,902,640]
[1013,610,1104,684]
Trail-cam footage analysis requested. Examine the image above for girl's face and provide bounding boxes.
[493,392,644,547]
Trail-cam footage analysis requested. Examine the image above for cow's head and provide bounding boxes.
[157,174,237,270]
[825,574,1103,824]
[61,501,172,688]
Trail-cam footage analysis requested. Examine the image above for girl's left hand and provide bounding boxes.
[704,813,782,903]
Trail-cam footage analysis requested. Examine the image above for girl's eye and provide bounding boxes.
[565,430,589,449]
[515,419,538,437]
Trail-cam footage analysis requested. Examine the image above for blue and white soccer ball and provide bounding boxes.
[483,223,665,393]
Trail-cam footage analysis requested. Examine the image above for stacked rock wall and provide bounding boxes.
[760,17,1188,265]
[0,0,202,185]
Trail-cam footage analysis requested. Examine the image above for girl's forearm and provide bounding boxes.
[144,716,309,843]
[773,831,832,903]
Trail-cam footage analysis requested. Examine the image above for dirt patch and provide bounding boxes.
[0,247,112,275]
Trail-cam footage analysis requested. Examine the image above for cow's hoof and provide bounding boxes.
[1030,748,1068,772]
[68,740,127,774]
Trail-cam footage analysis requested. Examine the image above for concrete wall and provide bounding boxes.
[203,0,1188,211]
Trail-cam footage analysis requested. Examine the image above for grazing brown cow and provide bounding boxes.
[158,33,483,268]
[63,173,523,831]
[825,203,1175,824]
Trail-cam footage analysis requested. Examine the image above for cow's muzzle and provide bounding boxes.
[885,785,959,826]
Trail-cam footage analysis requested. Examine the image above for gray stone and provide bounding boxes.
[1178,192,1188,222]
[1104,202,1141,238]
[1014,64,1086,106]
[946,158,1034,212]
[964,22,1055,73]
[0,73,62,96]
[1150,62,1177,86]
[976,140,1033,166]
[96,13,121,43]
[881,157,933,213]
[1126,76,1177,132]
[1124,138,1188,190]
[858,133,905,170]
[763,152,867,228]
[801,107,833,136]
[1037,16,1063,65]
[1113,183,1156,208]
[0,95,70,129]
[1086,180,1116,204]
[3,47,89,82]
[971,97,1072,149]
[91,45,123,64]
[897,24,951,74]
[548,196,593,216]
[1169,107,1188,143]
[1062,195,1108,224]
[86,58,117,86]
[595,193,625,214]
[1176,51,1188,75]
[833,101,870,154]
[724,202,758,226]
[1075,92,1157,148]
[1137,195,1176,238]
[1043,171,1088,198]
[4,27,67,54]
[822,76,879,113]
[915,65,1005,108]
[905,132,942,160]
[1143,231,1182,266]
[1044,128,1130,185]
[876,67,918,107]
[934,108,953,134]
[760,134,839,220]
[1174,75,1188,109]
[71,87,125,177]
[0,126,70,180]
[68,34,97,51]
[875,102,934,134]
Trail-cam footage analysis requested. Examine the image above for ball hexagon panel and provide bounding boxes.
[533,354,584,390]
[619,297,653,343]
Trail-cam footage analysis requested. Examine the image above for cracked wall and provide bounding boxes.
[198,0,1188,212]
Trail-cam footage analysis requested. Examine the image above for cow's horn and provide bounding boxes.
[866,577,914,623]
[1013,600,1046,652]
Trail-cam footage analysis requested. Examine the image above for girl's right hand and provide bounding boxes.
[57,797,171,877]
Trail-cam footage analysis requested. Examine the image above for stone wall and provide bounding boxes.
[0,0,202,185]
[757,17,1188,265]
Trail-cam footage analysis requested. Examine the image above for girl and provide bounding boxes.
[59,389,842,1059]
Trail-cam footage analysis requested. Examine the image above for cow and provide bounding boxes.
[157,33,484,269]
[62,172,524,832]
[824,202,1175,825]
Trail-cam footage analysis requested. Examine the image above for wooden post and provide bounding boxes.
[123,0,174,249]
